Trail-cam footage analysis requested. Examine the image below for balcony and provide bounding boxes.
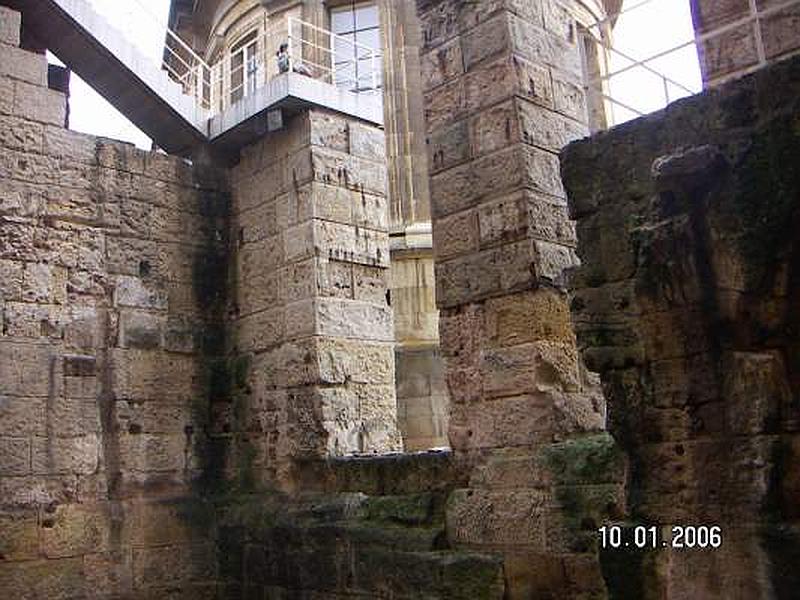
[165,16,384,153]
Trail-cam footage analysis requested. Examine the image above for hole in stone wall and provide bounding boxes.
[139,260,151,277]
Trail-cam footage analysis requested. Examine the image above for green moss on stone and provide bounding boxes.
[542,432,626,486]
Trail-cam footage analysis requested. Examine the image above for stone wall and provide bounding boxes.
[417,0,625,596]
[0,6,227,596]
[228,107,401,488]
[691,0,800,87]
[215,451,508,598]
[562,53,800,599]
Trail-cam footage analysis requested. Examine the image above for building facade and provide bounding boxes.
[166,0,616,451]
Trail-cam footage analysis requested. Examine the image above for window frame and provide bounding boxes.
[328,1,382,93]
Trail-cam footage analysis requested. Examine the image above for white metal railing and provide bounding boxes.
[575,0,800,128]
[90,0,212,112]
[88,2,381,122]
[204,17,382,116]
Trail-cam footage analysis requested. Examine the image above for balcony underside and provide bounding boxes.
[207,72,384,161]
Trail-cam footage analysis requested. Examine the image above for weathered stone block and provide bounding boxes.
[0,557,86,599]
[315,298,393,342]
[423,77,468,133]
[485,288,574,348]
[0,340,61,397]
[118,433,186,473]
[461,13,510,69]
[698,22,759,81]
[427,118,471,174]
[509,13,581,75]
[433,209,478,260]
[0,6,21,47]
[0,114,43,153]
[0,45,46,86]
[0,437,31,475]
[13,80,66,126]
[235,306,286,352]
[32,435,99,475]
[446,488,548,547]
[349,121,385,160]
[0,258,23,300]
[420,38,464,91]
[118,310,165,350]
[132,543,216,589]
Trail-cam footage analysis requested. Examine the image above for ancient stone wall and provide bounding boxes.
[417,0,625,596]
[228,107,401,488]
[691,0,800,87]
[562,53,800,599]
[0,6,227,596]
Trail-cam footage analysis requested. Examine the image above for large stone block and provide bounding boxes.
[315,298,393,342]
[0,340,61,397]
[349,121,386,160]
[0,557,86,599]
[427,118,471,174]
[0,437,31,475]
[32,435,100,476]
[308,110,350,152]
[13,80,66,126]
[0,6,21,46]
[461,13,510,69]
[446,488,548,547]
[0,114,43,153]
[0,45,46,86]
[420,37,464,92]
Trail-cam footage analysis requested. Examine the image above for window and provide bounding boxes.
[330,2,382,93]
[230,30,259,105]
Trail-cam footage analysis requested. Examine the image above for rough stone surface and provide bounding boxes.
[0,15,224,597]
[229,108,401,489]
[417,1,621,597]
[562,54,800,599]
[691,0,800,86]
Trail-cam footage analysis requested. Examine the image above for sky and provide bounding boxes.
[48,0,702,148]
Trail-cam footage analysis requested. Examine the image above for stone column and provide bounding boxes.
[229,108,401,488]
[690,0,800,87]
[417,0,624,596]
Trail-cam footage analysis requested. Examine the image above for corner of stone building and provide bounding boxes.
[414,0,631,597]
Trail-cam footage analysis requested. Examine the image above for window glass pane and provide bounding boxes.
[355,29,380,57]
[333,33,355,62]
[231,30,257,52]
[355,4,379,29]
[357,57,382,89]
[331,9,354,35]
[335,61,356,87]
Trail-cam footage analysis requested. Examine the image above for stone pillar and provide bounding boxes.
[417,0,623,596]
[691,0,800,87]
[229,108,401,488]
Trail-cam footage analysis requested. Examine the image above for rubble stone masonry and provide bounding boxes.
[562,52,800,599]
